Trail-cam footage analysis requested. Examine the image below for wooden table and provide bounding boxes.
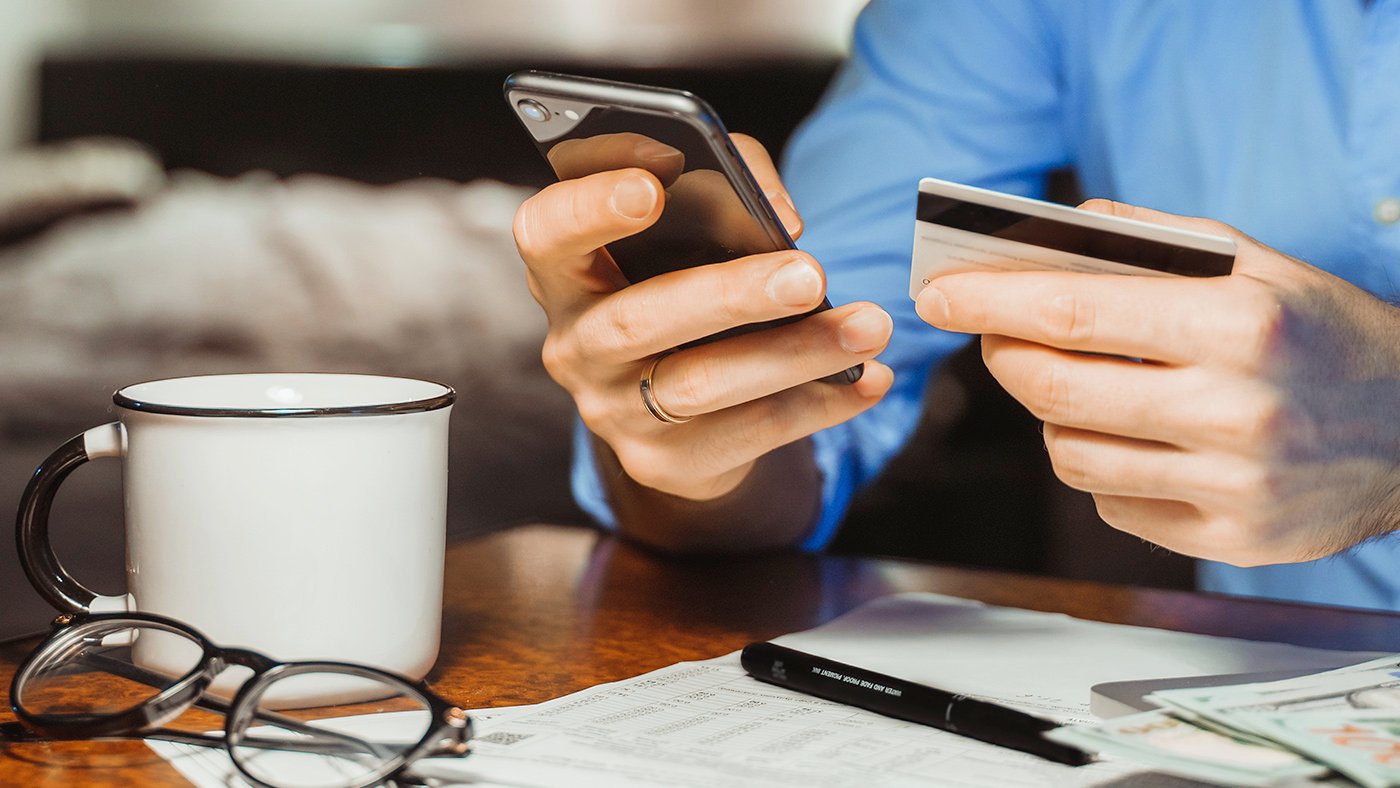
[5,522,1400,785]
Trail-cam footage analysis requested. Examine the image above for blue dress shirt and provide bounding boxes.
[573,0,1400,611]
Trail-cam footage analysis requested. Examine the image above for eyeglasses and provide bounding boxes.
[6,611,472,788]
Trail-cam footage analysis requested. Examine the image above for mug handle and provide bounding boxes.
[16,422,134,614]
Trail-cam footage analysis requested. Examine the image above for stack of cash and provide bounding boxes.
[1047,656,1400,787]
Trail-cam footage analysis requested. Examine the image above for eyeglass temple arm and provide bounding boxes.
[150,727,410,757]
[76,653,396,758]
[78,651,237,717]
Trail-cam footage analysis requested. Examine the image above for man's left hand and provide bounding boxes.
[916,199,1400,566]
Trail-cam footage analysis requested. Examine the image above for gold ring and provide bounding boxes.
[639,351,693,424]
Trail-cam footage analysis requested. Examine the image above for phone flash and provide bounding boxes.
[563,109,580,120]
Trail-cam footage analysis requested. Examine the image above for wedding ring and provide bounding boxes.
[639,351,693,424]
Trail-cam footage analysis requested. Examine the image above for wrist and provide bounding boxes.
[596,437,820,554]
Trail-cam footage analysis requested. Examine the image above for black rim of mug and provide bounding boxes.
[112,373,456,418]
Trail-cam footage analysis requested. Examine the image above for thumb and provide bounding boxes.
[1077,197,1244,240]
[1078,199,1303,281]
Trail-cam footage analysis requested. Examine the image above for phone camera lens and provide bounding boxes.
[517,99,551,123]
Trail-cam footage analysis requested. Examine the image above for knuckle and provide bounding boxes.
[713,268,752,326]
[572,391,614,430]
[564,178,601,229]
[621,443,692,493]
[513,180,601,259]
[1198,518,1267,567]
[980,334,1000,366]
[661,355,714,415]
[1224,389,1287,451]
[613,441,662,485]
[1091,494,1129,528]
[1024,359,1073,423]
[539,334,573,382]
[1228,464,1277,511]
[1200,454,1263,507]
[1045,431,1092,491]
[595,297,647,357]
[1231,291,1286,371]
[741,396,797,448]
[794,332,835,378]
[1039,292,1097,345]
[524,270,546,307]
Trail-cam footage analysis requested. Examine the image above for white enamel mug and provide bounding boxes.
[16,373,453,704]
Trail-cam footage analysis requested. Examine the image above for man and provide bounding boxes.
[512,0,1400,610]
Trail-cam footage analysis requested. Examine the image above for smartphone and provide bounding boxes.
[504,70,861,384]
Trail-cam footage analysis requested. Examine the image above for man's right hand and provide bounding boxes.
[511,133,893,511]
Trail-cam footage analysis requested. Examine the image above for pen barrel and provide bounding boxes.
[942,695,1088,765]
[944,694,1058,736]
[741,642,1091,767]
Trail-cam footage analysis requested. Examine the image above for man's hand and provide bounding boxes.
[512,133,893,550]
[916,199,1400,566]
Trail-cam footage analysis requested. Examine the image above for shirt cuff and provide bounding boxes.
[569,418,618,530]
[798,425,857,552]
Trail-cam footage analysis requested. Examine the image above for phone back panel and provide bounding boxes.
[505,70,792,284]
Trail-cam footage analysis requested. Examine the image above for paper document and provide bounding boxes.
[156,656,1139,787]
[771,594,1372,725]
[149,592,1374,787]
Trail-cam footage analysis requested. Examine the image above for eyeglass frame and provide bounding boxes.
[8,610,472,788]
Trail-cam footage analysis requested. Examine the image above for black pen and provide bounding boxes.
[740,641,1093,766]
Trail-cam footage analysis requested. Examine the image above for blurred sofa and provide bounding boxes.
[0,140,582,639]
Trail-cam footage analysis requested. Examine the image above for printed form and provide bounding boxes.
[149,593,1372,787]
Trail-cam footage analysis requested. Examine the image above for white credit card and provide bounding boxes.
[909,177,1236,299]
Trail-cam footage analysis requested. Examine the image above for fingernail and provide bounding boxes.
[778,191,799,218]
[839,307,893,354]
[635,139,682,163]
[766,258,823,307]
[768,190,802,233]
[916,285,950,325]
[610,176,657,220]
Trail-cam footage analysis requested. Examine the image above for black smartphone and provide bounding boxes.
[504,70,861,385]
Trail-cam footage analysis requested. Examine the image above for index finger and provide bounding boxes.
[917,270,1241,365]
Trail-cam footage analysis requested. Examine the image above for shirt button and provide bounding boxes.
[1376,197,1400,226]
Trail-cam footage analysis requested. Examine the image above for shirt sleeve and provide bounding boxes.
[573,0,1072,543]
[572,417,617,529]
[783,0,1072,550]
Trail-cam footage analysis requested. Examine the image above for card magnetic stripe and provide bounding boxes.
[915,192,1234,277]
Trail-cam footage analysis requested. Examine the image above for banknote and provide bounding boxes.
[1045,709,1327,786]
[1241,710,1400,788]
[1149,658,1400,741]
[1045,656,1400,784]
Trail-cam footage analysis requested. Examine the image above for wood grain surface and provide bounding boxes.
[4,523,1400,785]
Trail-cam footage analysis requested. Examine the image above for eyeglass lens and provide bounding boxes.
[16,618,441,788]
[230,671,434,788]
[16,620,205,720]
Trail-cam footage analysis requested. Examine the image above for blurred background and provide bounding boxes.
[0,0,1190,641]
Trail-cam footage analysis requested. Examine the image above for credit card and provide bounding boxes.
[909,177,1236,299]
